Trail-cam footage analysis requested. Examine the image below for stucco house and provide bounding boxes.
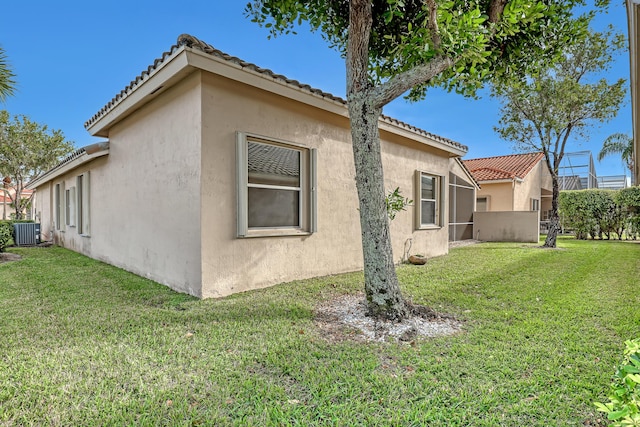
[463,152,552,216]
[462,152,552,242]
[29,34,468,298]
[626,0,640,185]
[1,186,34,220]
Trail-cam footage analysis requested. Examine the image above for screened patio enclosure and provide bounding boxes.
[449,171,476,241]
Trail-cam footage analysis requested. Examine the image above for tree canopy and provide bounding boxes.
[0,110,75,219]
[493,27,626,248]
[248,0,593,100]
[246,0,603,319]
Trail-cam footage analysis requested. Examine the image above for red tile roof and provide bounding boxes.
[463,152,544,182]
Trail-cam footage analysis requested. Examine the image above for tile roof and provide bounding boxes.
[463,152,544,182]
[85,34,467,153]
[27,141,110,189]
[248,141,299,178]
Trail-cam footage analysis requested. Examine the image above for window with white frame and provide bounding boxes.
[237,132,316,237]
[415,171,444,228]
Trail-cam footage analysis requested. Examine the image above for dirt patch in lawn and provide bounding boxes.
[0,252,22,263]
[314,293,462,344]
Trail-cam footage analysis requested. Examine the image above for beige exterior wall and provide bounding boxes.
[476,161,552,213]
[477,182,513,211]
[514,166,538,211]
[35,68,456,299]
[199,72,450,297]
[474,211,540,243]
[35,73,204,297]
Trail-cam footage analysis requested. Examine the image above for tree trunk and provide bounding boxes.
[345,0,407,321]
[348,96,407,320]
[544,174,560,248]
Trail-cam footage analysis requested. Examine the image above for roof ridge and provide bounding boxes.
[464,152,541,162]
[84,34,467,153]
[469,166,516,178]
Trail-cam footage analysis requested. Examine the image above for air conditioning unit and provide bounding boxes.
[13,223,41,246]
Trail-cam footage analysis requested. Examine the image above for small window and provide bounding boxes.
[415,171,444,229]
[476,197,488,212]
[237,133,316,237]
[65,187,76,226]
[531,198,540,211]
[76,172,90,235]
[54,184,61,230]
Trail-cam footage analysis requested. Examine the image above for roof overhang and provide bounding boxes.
[27,141,110,189]
[453,157,481,189]
[627,0,640,185]
[85,40,467,157]
[476,177,523,185]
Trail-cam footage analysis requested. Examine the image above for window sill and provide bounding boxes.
[239,229,312,238]
[417,225,442,231]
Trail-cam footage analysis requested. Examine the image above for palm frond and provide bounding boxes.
[598,132,634,172]
[0,46,16,102]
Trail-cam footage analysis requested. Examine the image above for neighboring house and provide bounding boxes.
[0,193,10,220]
[0,186,34,220]
[448,158,479,242]
[463,152,553,217]
[29,34,467,298]
[463,152,552,242]
[627,0,640,186]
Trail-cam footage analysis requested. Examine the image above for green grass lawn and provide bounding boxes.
[0,238,638,426]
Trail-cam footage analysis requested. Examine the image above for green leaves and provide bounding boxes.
[246,0,594,101]
[0,110,75,219]
[0,46,16,103]
[595,339,640,426]
[0,221,12,252]
[385,187,413,220]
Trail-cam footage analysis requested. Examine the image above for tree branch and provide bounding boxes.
[556,123,573,167]
[369,55,454,109]
[488,0,508,24]
[346,0,372,96]
[423,0,441,51]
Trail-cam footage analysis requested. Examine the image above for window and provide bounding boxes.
[415,171,444,228]
[237,132,316,237]
[530,198,540,211]
[65,187,76,226]
[54,184,61,230]
[476,197,488,212]
[76,172,90,235]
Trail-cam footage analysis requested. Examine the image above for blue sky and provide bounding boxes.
[0,1,633,177]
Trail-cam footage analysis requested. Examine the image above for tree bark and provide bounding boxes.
[544,174,560,248]
[347,0,407,320]
[348,97,407,320]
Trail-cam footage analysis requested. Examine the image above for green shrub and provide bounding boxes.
[595,339,640,426]
[560,188,640,240]
[385,187,413,220]
[0,221,13,252]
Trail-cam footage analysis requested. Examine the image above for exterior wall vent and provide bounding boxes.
[13,223,41,246]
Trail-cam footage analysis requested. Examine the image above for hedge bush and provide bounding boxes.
[0,221,13,252]
[559,187,640,240]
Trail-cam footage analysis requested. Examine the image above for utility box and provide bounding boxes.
[13,223,41,246]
